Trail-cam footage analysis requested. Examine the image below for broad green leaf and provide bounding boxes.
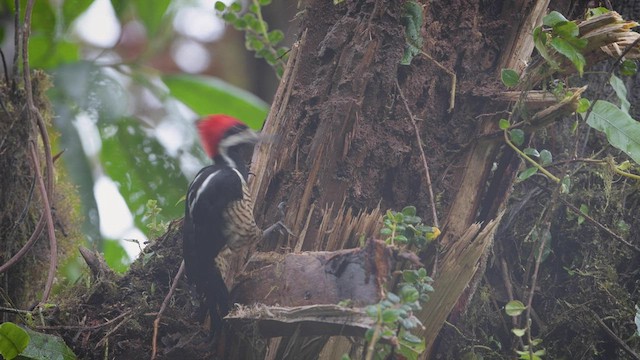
[9,0,56,34]
[609,74,630,114]
[29,35,80,69]
[517,167,538,181]
[62,0,94,29]
[505,300,526,316]
[103,238,130,273]
[499,118,510,129]
[512,328,526,337]
[20,327,77,360]
[543,11,568,27]
[551,37,585,75]
[400,285,420,303]
[509,129,525,146]
[533,26,559,69]
[586,100,640,164]
[0,322,29,360]
[100,118,189,236]
[501,69,520,87]
[553,21,579,39]
[132,0,170,36]
[163,74,269,130]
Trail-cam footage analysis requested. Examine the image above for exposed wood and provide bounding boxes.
[417,213,503,355]
[226,304,372,338]
[495,88,584,109]
[231,240,395,308]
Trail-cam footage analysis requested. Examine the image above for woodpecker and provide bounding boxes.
[183,114,282,333]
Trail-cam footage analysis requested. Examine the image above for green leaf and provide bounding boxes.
[380,227,393,236]
[620,60,637,76]
[543,11,568,27]
[553,21,579,39]
[382,309,399,323]
[609,74,630,114]
[163,74,269,130]
[0,322,29,360]
[533,26,559,69]
[586,100,640,164]
[577,98,590,113]
[100,118,188,236]
[505,300,526,316]
[512,328,526,337]
[509,129,525,146]
[214,1,226,11]
[550,37,586,75]
[267,30,284,45]
[28,35,80,69]
[103,238,131,273]
[523,147,540,157]
[402,206,417,216]
[517,167,538,181]
[501,69,520,87]
[400,285,420,303]
[62,0,94,29]
[587,7,610,18]
[561,175,571,194]
[499,118,510,130]
[398,329,425,360]
[230,2,242,12]
[539,149,552,166]
[20,327,77,360]
[132,0,170,36]
[258,0,272,5]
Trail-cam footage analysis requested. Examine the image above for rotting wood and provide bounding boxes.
[231,239,398,308]
[226,304,373,339]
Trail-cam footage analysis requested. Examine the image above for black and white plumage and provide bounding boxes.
[182,114,265,333]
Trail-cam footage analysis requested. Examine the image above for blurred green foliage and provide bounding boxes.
[12,0,270,273]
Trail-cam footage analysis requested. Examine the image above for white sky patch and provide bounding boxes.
[74,0,121,48]
[173,7,225,42]
[172,39,211,73]
[155,120,185,156]
[74,112,101,157]
[94,176,134,238]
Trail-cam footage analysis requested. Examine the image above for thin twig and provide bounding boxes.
[395,79,440,228]
[36,311,131,331]
[23,0,58,305]
[532,180,640,253]
[12,0,20,86]
[592,312,640,360]
[96,313,132,348]
[523,181,561,357]
[29,142,56,303]
[151,260,185,360]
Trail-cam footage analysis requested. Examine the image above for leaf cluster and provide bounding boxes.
[360,268,434,360]
[215,0,289,78]
[379,206,440,249]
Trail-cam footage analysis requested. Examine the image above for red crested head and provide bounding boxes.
[197,114,258,160]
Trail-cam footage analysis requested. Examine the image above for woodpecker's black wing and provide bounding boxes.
[182,164,244,331]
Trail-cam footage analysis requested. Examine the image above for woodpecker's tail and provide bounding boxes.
[198,264,230,334]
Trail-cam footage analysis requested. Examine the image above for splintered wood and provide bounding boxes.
[226,239,410,338]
